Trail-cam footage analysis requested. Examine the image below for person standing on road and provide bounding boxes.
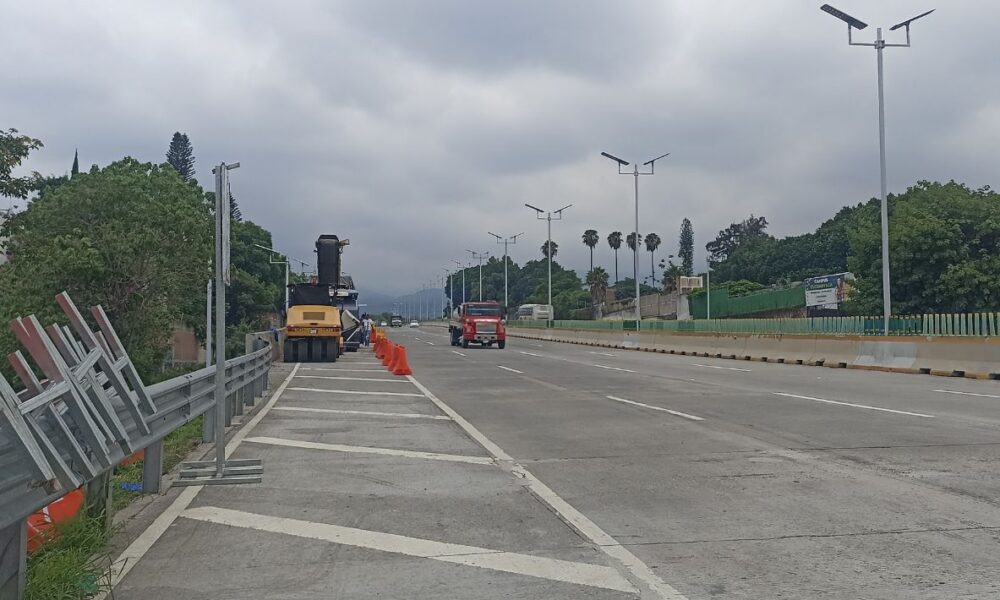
[361,313,374,347]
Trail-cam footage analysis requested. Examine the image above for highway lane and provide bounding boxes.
[392,326,1000,599]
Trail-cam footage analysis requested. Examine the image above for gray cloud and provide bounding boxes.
[5,0,998,295]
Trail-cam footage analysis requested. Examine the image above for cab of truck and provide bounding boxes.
[449,301,506,349]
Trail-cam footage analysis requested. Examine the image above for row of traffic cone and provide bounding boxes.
[373,332,412,376]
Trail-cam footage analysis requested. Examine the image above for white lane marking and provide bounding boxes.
[588,351,617,357]
[592,364,636,373]
[246,436,494,465]
[497,366,524,374]
[95,364,302,599]
[692,363,752,372]
[605,395,705,421]
[519,351,541,357]
[407,375,688,600]
[773,392,935,418]
[451,350,467,357]
[287,387,424,398]
[272,406,450,420]
[531,343,544,348]
[295,375,408,383]
[339,361,382,365]
[934,389,1000,399]
[182,506,635,593]
[299,368,387,373]
[425,341,435,345]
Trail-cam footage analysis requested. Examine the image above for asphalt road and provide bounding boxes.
[108,327,1000,599]
[392,325,1000,599]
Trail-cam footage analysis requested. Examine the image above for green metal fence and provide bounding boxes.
[689,286,806,319]
[510,313,1000,337]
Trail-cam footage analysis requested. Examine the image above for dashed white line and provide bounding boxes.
[773,392,935,418]
[246,436,495,465]
[692,364,752,372]
[934,389,1000,399]
[497,366,524,374]
[299,368,387,373]
[451,350,467,357]
[519,351,541,357]
[182,506,635,593]
[605,395,705,421]
[588,351,617,357]
[286,387,424,398]
[295,375,408,383]
[425,341,435,345]
[272,406,450,420]
[592,364,636,373]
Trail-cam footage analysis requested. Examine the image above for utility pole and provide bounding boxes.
[489,231,523,315]
[253,243,290,319]
[466,250,489,301]
[820,4,934,335]
[525,204,571,312]
[452,260,467,305]
[601,151,669,323]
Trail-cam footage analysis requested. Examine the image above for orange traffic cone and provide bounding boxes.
[391,345,412,376]
[382,343,396,367]
[374,337,384,359]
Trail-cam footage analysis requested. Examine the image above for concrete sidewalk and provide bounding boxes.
[107,349,643,599]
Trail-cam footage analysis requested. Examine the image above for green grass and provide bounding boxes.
[25,515,113,600]
[110,416,205,513]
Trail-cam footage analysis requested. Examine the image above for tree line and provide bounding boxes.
[0,128,290,379]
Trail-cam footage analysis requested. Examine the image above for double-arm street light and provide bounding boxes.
[820,4,934,335]
[525,203,572,312]
[601,151,669,322]
[466,249,490,301]
[452,259,467,305]
[488,231,524,313]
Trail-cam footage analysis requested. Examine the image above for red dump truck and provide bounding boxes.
[449,301,506,349]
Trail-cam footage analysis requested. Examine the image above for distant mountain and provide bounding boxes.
[357,287,447,318]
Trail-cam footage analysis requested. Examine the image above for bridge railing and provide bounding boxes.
[0,293,272,598]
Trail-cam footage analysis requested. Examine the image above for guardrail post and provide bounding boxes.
[0,521,26,600]
[141,439,164,494]
[84,469,113,531]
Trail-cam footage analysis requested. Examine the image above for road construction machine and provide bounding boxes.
[284,235,351,362]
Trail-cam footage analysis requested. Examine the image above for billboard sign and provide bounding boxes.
[805,273,854,308]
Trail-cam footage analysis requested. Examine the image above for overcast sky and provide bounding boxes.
[5,1,998,295]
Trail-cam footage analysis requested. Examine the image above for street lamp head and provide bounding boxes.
[601,152,629,166]
[555,204,573,215]
[820,4,868,29]
[511,232,525,240]
[890,9,934,31]
[488,231,502,241]
[524,203,544,214]
[642,152,670,166]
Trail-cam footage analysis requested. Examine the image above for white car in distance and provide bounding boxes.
[409,321,420,327]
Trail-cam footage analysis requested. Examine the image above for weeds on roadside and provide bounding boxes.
[25,514,114,600]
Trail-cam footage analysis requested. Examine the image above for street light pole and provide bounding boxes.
[452,260,466,305]
[601,151,669,323]
[489,231,524,315]
[466,250,489,301]
[525,204,571,313]
[254,243,291,318]
[821,4,934,335]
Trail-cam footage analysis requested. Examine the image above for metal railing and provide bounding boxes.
[0,292,272,592]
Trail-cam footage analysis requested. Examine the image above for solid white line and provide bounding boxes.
[773,392,935,418]
[692,364,752,373]
[451,350,467,357]
[593,364,636,373]
[497,366,524,374]
[407,375,688,600]
[182,506,634,593]
[246,436,495,465]
[272,406,450,420]
[299,368,388,373]
[95,364,302,599]
[295,375,408,383]
[287,387,424,398]
[606,395,705,421]
[519,351,540,357]
[934,389,1000,399]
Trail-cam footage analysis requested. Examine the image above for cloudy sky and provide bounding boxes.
[5,1,998,296]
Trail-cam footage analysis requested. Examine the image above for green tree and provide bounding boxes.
[678,218,694,276]
[706,214,769,261]
[71,149,79,176]
[626,231,639,252]
[607,231,622,282]
[581,229,598,272]
[643,233,661,286]
[166,132,195,182]
[1,128,43,201]
[541,240,558,259]
[0,158,212,378]
[586,266,609,304]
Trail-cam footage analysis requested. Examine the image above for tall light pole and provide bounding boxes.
[253,243,290,317]
[525,203,572,312]
[443,267,453,316]
[821,4,934,335]
[489,231,524,315]
[466,250,489,301]
[601,151,669,323]
[452,259,466,305]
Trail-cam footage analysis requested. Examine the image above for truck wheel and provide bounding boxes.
[330,341,340,363]
[498,340,506,349]
[462,339,469,349]
[283,339,294,362]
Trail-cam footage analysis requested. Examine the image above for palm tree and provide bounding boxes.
[586,266,610,304]
[541,240,559,259]
[581,229,599,272]
[644,233,661,286]
[607,231,622,283]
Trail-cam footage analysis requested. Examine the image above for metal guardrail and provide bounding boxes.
[0,293,273,533]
